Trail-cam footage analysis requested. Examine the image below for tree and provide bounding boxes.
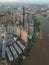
[32,16,41,40]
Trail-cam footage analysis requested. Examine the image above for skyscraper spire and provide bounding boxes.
[23,6,25,28]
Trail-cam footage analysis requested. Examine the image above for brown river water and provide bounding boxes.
[23,14,49,65]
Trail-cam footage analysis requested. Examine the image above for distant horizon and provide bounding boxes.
[0,0,49,4]
[0,1,49,5]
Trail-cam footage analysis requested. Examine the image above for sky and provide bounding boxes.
[0,0,49,3]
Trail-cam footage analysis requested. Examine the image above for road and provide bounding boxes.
[23,14,49,65]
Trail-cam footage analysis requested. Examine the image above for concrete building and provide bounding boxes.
[7,21,14,33]
[28,19,34,35]
[21,29,28,42]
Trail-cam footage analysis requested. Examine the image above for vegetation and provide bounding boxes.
[33,16,40,32]
[33,16,41,40]
[0,62,6,65]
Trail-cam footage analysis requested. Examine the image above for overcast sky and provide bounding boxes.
[0,0,49,3]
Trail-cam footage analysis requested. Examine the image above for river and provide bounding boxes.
[23,14,49,65]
